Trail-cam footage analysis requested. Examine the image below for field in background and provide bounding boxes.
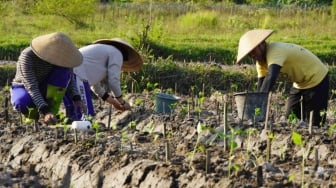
[1,2,336,64]
[1,1,336,96]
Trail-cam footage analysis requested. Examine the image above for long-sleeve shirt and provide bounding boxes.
[12,47,79,112]
[73,44,123,99]
[256,42,328,89]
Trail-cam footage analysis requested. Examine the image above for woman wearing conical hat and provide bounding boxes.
[10,32,85,124]
[236,29,329,127]
[64,38,144,118]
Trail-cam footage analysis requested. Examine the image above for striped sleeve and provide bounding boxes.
[15,48,51,111]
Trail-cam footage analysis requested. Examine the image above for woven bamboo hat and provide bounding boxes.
[31,32,83,68]
[236,29,274,63]
[93,38,144,72]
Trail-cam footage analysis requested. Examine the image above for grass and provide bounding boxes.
[1,3,336,64]
[2,2,336,96]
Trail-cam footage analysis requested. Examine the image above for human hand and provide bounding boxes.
[122,101,131,111]
[106,97,123,111]
[106,96,130,111]
[44,112,58,124]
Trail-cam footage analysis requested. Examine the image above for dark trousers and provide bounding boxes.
[285,74,329,126]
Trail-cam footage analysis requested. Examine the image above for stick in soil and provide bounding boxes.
[33,120,39,132]
[264,92,272,130]
[163,123,166,139]
[107,105,112,129]
[165,142,170,162]
[5,95,9,123]
[5,78,9,123]
[257,165,263,186]
[131,80,134,94]
[206,149,210,174]
[188,100,190,119]
[314,147,319,172]
[309,111,313,135]
[216,101,221,123]
[300,96,304,122]
[202,83,205,96]
[266,130,271,162]
[74,129,78,144]
[19,112,23,125]
[223,100,228,152]
[240,91,247,126]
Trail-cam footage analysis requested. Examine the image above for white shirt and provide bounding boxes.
[74,44,123,98]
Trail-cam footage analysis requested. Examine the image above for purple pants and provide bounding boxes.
[63,75,95,120]
[10,67,95,120]
[10,67,70,115]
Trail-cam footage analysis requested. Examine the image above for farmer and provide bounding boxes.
[10,32,85,124]
[236,29,329,127]
[67,37,144,116]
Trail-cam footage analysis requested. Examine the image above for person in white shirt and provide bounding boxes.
[64,38,144,119]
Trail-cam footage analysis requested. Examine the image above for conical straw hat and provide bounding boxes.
[31,32,82,68]
[236,29,274,63]
[93,38,144,72]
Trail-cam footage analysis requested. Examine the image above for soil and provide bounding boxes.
[1,80,336,187]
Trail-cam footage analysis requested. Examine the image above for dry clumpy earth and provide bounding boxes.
[0,88,336,188]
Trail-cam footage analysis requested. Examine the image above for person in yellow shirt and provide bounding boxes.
[236,29,329,127]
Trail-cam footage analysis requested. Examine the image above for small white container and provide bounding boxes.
[71,121,92,132]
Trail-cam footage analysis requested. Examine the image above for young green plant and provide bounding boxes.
[253,107,262,127]
[291,131,308,187]
[92,121,100,145]
[189,121,208,169]
[228,126,241,177]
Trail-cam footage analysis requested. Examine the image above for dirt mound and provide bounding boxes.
[0,91,336,187]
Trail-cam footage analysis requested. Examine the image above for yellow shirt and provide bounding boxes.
[256,42,328,89]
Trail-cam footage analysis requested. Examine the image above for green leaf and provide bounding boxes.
[292,131,302,146]
[230,140,237,149]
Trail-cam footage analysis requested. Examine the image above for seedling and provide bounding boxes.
[288,111,299,128]
[128,121,137,129]
[143,123,154,134]
[189,122,209,169]
[246,127,259,152]
[92,121,100,145]
[63,124,70,140]
[291,131,308,187]
[288,173,296,186]
[120,129,130,154]
[230,84,238,93]
[266,131,275,162]
[110,123,118,131]
[166,88,174,95]
[327,123,336,137]
[319,110,326,127]
[134,98,144,106]
[253,107,262,126]
[180,105,188,117]
[146,82,159,92]
[228,126,241,177]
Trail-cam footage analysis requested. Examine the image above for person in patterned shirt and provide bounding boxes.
[10,32,85,124]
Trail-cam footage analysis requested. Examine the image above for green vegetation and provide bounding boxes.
[2,0,336,96]
[1,0,336,63]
